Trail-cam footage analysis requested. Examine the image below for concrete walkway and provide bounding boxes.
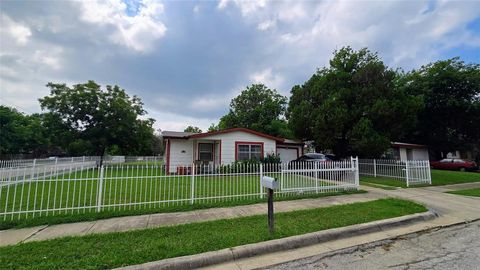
[200,183,480,270]
[0,192,386,246]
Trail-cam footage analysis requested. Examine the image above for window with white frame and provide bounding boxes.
[198,143,213,161]
[237,144,262,161]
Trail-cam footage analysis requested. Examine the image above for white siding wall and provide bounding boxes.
[168,139,194,167]
[201,131,276,164]
[399,148,408,161]
[398,147,429,161]
[413,148,429,160]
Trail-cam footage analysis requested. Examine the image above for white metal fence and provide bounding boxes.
[358,159,431,187]
[0,158,359,220]
[0,156,163,169]
[0,156,163,185]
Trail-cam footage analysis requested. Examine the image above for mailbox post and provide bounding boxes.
[261,176,278,235]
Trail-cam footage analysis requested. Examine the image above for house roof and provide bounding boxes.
[188,127,284,141]
[162,127,304,145]
[280,138,305,145]
[161,131,199,139]
[391,142,428,149]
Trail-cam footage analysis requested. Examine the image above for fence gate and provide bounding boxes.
[279,158,359,194]
[405,160,432,186]
[358,159,431,187]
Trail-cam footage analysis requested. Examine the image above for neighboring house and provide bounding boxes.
[444,150,474,161]
[162,128,304,173]
[386,142,430,161]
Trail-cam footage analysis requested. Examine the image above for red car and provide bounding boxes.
[430,158,478,172]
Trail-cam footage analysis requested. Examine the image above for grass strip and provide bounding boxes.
[0,190,365,230]
[360,181,398,190]
[0,198,426,270]
[361,176,407,188]
[446,188,480,197]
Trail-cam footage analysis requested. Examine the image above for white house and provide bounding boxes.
[389,142,430,161]
[162,128,304,173]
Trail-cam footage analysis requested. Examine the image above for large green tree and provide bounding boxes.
[400,58,480,159]
[288,47,421,158]
[184,126,202,133]
[219,84,293,138]
[0,106,47,156]
[39,81,156,159]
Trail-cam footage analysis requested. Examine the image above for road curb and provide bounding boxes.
[115,211,435,270]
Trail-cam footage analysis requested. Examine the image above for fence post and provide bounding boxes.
[352,157,359,188]
[355,157,360,188]
[97,166,105,212]
[82,156,85,163]
[405,161,410,187]
[31,159,37,180]
[260,163,264,199]
[280,163,284,191]
[190,163,195,204]
[427,161,432,185]
[373,158,377,177]
[315,161,319,194]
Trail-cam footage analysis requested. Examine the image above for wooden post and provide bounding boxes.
[267,188,274,235]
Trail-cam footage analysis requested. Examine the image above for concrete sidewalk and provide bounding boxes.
[0,192,386,246]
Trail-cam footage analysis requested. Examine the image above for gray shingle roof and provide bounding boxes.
[161,131,199,138]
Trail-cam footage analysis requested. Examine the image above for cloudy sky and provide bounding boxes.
[1,0,479,132]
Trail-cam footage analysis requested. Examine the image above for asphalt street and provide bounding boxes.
[262,220,480,270]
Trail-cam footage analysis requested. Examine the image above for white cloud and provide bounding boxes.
[217,0,267,16]
[33,48,63,70]
[0,14,32,45]
[193,5,201,14]
[277,3,305,22]
[220,0,480,69]
[190,96,229,112]
[79,0,167,52]
[250,68,285,91]
[257,19,276,31]
[147,107,217,132]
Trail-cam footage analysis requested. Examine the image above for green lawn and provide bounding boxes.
[360,176,407,188]
[361,169,480,188]
[0,198,426,270]
[429,170,480,186]
[446,188,480,197]
[360,181,399,190]
[1,166,356,229]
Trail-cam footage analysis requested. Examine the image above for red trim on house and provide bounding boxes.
[189,128,284,142]
[235,141,264,161]
[166,139,171,174]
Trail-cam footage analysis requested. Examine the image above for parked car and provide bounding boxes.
[430,158,478,172]
[288,153,333,169]
[291,153,332,163]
